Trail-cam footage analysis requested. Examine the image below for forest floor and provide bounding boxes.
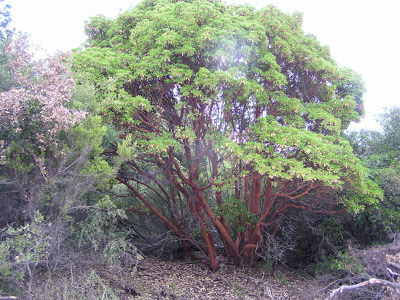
[23,241,400,299]
[29,256,329,300]
[108,257,327,300]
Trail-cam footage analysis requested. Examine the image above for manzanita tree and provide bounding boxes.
[74,0,379,269]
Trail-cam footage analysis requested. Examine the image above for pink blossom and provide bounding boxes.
[0,36,86,136]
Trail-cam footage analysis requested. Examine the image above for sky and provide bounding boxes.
[7,0,400,131]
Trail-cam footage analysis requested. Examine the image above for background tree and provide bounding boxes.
[74,0,379,270]
[0,0,12,40]
[347,106,400,234]
[0,0,13,91]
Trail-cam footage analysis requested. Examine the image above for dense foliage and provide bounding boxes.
[73,0,380,270]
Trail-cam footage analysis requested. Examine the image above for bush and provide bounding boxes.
[0,212,49,297]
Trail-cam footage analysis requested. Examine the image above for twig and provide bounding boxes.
[387,267,400,277]
[260,271,265,285]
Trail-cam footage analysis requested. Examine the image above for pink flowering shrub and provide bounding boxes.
[0,36,86,136]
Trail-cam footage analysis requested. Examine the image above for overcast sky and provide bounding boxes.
[7,0,400,131]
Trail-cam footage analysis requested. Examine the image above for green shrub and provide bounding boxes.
[0,212,49,295]
[73,195,143,269]
[305,251,362,277]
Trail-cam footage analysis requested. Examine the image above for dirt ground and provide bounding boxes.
[112,257,327,300]
[26,256,328,300]
[22,241,400,299]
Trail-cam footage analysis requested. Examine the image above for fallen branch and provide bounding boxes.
[326,278,400,299]
[389,261,400,270]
